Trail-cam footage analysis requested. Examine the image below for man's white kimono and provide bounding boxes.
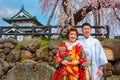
[77,36,108,80]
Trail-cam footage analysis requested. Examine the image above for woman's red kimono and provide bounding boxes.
[53,42,87,80]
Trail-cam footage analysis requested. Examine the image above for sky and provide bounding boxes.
[0,0,56,26]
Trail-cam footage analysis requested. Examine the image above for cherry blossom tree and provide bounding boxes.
[39,0,120,38]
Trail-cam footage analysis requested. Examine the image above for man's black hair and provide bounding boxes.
[81,23,92,29]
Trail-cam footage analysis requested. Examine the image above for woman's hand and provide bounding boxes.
[62,60,79,66]
[69,60,79,65]
[61,60,69,65]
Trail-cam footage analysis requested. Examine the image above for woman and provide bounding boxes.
[53,28,87,80]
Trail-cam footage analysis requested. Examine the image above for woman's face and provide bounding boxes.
[68,31,77,42]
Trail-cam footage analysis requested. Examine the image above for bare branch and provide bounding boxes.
[62,0,69,15]
[46,0,59,26]
[113,8,120,21]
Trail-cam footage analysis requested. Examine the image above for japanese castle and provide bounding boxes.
[2,6,43,41]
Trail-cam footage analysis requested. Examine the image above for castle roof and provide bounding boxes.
[3,6,43,26]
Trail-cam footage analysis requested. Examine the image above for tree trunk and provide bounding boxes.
[46,0,59,26]
[46,0,59,39]
[93,10,101,34]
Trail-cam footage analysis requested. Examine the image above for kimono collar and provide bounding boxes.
[83,36,92,41]
[65,41,78,50]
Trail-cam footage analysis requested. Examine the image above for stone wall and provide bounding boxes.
[0,38,120,80]
[102,40,120,80]
[0,38,56,80]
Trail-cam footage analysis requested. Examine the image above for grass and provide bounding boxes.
[40,38,50,47]
[59,37,68,40]
[14,38,50,50]
[14,41,22,51]
[104,38,111,40]
[104,38,120,40]
[15,37,114,50]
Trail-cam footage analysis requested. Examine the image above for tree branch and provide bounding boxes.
[62,0,69,15]
[46,0,59,26]
[74,2,120,25]
[113,8,120,22]
[74,1,120,25]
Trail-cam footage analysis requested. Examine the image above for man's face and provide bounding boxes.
[82,25,91,38]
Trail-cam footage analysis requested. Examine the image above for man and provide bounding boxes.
[77,23,108,80]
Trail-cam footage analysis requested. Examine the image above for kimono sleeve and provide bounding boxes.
[54,43,66,68]
[96,40,108,66]
[79,45,87,67]
[54,50,63,64]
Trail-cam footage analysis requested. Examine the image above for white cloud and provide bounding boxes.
[0,7,17,17]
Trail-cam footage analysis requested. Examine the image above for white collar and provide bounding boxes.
[65,41,77,50]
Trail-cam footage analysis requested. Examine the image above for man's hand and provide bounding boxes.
[97,65,103,77]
